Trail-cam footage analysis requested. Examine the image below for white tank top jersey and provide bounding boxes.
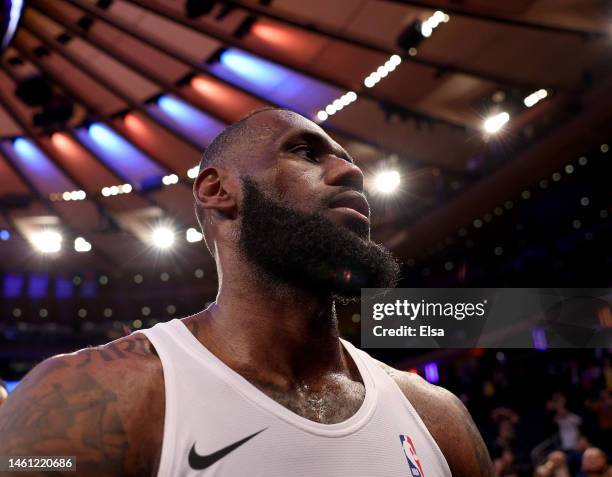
[138,319,452,477]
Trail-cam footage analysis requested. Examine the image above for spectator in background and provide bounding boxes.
[534,450,571,477]
[0,379,8,408]
[492,407,520,451]
[568,436,593,476]
[493,448,519,477]
[547,394,583,451]
[580,447,612,477]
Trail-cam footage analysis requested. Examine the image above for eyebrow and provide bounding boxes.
[282,130,355,164]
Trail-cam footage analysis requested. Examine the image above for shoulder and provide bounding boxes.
[374,359,494,477]
[0,332,164,477]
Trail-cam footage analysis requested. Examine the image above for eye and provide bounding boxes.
[290,144,319,162]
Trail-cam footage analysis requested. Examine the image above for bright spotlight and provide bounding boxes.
[187,166,199,179]
[186,227,203,243]
[420,22,433,37]
[74,237,92,252]
[374,170,401,194]
[152,226,175,249]
[364,76,376,88]
[483,112,510,133]
[317,110,328,121]
[162,174,179,186]
[32,230,62,253]
[325,104,336,115]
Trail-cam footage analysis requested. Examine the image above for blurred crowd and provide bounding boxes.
[440,349,612,477]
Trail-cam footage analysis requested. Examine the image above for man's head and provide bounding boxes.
[582,447,608,475]
[0,379,8,407]
[193,108,400,300]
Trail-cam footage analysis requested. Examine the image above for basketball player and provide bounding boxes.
[0,109,493,476]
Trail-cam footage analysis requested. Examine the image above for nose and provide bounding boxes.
[323,156,364,192]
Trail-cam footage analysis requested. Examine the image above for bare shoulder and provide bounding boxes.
[0,332,164,477]
[375,360,493,477]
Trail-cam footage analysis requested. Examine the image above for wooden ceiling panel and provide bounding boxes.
[39,134,124,194]
[0,70,39,126]
[245,19,331,67]
[89,25,189,85]
[110,113,202,174]
[414,74,497,128]
[304,40,386,90]
[328,98,480,170]
[63,38,159,101]
[0,104,22,137]
[271,0,368,31]
[15,30,125,115]
[112,0,221,64]
[0,152,30,195]
[372,63,463,112]
[343,1,422,48]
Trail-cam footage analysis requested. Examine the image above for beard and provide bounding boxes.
[238,177,401,301]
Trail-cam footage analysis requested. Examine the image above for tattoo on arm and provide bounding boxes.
[76,337,155,369]
[0,363,128,475]
[0,336,159,476]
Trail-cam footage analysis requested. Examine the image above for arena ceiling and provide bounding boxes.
[0,0,611,276]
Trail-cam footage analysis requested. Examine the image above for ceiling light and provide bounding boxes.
[186,227,203,243]
[374,170,401,194]
[74,237,92,252]
[152,226,175,249]
[483,112,510,133]
[523,89,548,108]
[187,166,199,179]
[316,110,328,121]
[420,23,433,37]
[32,230,62,253]
[162,174,179,186]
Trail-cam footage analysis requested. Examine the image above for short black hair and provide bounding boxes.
[194,107,292,244]
[198,106,290,171]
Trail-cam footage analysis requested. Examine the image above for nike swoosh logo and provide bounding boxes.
[188,428,267,470]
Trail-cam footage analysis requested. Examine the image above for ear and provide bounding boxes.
[193,167,238,217]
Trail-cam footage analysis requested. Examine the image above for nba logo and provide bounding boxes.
[399,435,425,477]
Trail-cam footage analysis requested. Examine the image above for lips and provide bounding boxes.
[328,191,370,221]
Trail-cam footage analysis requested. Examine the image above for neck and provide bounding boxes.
[194,251,350,388]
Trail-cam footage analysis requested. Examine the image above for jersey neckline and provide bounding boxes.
[171,318,378,437]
